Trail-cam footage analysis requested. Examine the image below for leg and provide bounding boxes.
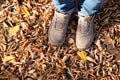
[52,0,75,14]
[76,0,106,49]
[48,0,75,46]
[78,0,106,16]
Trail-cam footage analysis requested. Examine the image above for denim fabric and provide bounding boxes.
[52,0,75,13]
[52,0,106,16]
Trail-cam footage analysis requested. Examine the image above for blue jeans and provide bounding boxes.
[52,0,106,16]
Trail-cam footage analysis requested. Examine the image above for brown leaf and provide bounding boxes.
[9,75,19,80]
[86,56,97,64]
[95,40,103,51]
[21,22,29,30]
[61,55,69,62]
[104,35,113,45]
[68,37,74,44]
[0,76,8,79]
[0,43,6,51]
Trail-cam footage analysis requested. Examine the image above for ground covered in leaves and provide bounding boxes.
[0,0,120,80]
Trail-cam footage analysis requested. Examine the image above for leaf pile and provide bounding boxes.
[0,0,120,80]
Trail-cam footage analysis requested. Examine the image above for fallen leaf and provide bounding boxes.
[20,6,30,17]
[118,37,120,44]
[9,25,20,36]
[2,55,15,62]
[11,60,22,65]
[0,76,8,79]
[9,75,19,80]
[104,17,109,24]
[117,59,120,63]
[61,55,69,62]
[104,35,113,45]
[95,40,103,51]
[21,22,29,30]
[68,37,74,44]
[77,51,87,60]
[86,56,97,64]
[0,43,6,51]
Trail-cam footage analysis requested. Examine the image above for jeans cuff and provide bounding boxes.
[78,11,90,16]
[56,7,75,15]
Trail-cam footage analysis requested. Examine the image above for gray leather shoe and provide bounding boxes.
[48,11,71,46]
[76,15,94,49]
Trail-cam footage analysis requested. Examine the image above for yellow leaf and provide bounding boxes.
[77,51,87,60]
[20,6,30,17]
[2,55,15,62]
[9,25,20,36]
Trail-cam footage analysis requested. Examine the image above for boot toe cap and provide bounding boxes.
[76,35,94,49]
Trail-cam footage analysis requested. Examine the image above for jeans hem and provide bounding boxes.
[56,7,75,15]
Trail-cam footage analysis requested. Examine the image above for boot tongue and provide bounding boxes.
[80,17,90,34]
[55,12,70,30]
[81,25,89,34]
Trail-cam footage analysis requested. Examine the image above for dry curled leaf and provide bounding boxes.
[0,43,6,51]
[95,40,103,51]
[8,74,19,80]
[77,51,87,60]
[104,34,113,45]
[61,55,69,62]
[86,56,97,64]
[68,37,74,44]
[2,55,15,62]
[9,25,20,36]
[0,0,119,80]
[21,22,29,30]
